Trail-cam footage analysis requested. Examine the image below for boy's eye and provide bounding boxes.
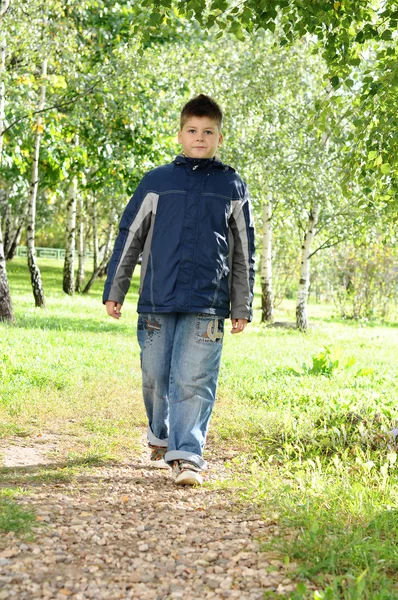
[205,131,213,135]
[188,129,196,133]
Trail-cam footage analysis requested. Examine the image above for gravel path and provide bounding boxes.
[0,434,298,599]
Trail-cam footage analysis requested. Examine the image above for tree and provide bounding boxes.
[26,56,47,308]
[63,135,78,295]
[0,0,13,321]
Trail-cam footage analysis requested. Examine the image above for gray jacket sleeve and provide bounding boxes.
[103,176,155,305]
[229,187,256,321]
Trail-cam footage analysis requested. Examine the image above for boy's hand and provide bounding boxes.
[105,301,122,319]
[231,318,248,334]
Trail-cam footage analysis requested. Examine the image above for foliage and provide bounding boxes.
[134,0,398,215]
[329,241,398,320]
[302,345,357,378]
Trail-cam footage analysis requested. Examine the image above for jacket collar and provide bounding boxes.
[173,154,234,172]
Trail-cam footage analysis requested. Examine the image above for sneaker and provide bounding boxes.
[171,460,203,486]
[149,444,170,469]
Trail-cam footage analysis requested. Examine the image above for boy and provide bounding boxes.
[103,94,255,486]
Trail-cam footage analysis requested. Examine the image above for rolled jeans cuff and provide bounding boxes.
[165,450,206,471]
[147,426,168,448]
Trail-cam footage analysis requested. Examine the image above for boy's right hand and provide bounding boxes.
[105,301,122,319]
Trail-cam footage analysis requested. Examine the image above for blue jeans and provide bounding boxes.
[137,312,225,470]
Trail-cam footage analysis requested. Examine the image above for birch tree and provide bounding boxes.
[82,208,116,294]
[91,196,99,273]
[261,196,273,323]
[0,0,13,321]
[5,203,27,260]
[63,134,78,295]
[296,204,320,330]
[75,192,85,293]
[26,57,47,308]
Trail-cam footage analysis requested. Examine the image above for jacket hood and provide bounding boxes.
[173,154,234,172]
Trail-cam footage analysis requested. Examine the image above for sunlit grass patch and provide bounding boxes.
[0,488,37,535]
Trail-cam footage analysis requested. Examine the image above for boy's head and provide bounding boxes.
[178,94,223,159]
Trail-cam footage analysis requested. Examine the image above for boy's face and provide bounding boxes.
[178,116,223,159]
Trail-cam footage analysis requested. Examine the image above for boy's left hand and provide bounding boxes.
[231,318,248,334]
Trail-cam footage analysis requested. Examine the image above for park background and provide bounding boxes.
[1,1,398,599]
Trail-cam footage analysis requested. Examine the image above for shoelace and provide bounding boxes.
[177,460,201,473]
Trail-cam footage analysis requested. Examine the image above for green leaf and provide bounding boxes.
[381,163,391,174]
[356,368,375,377]
[266,21,276,33]
[330,75,340,88]
[381,29,392,41]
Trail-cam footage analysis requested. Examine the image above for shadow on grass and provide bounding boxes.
[0,455,168,488]
[311,314,398,328]
[0,455,119,485]
[2,314,136,335]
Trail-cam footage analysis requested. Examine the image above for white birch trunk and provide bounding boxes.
[261,195,273,322]
[296,203,320,330]
[83,209,116,294]
[92,197,99,272]
[0,26,5,161]
[75,192,85,292]
[63,135,79,295]
[0,18,13,321]
[0,217,13,321]
[27,57,47,308]
[0,0,10,17]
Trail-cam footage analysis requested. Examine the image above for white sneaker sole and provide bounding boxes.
[150,459,170,469]
[174,471,203,486]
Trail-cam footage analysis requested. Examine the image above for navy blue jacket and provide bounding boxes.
[103,154,255,320]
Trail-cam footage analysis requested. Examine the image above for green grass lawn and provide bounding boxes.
[1,258,398,599]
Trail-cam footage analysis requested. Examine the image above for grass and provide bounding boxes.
[0,488,37,535]
[2,258,398,598]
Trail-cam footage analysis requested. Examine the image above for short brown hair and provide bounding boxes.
[180,94,223,129]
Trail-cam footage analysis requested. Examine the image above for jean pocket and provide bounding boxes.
[196,314,224,343]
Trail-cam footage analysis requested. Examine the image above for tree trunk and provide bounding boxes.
[0,18,13,321]
[91,197,99,272]
[261,196,273,323]
[26,58,47,308]
[75,192,85,292]
[0,0,10,17]
[296,203,320,331]
[63,135,79,295]
[83,209,116,294]
[3,202,13,254]
[0,223,13,321]
[0,9,6,163]
[6,200,28,260]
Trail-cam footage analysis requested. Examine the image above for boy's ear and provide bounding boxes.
[177,130,182,143]
[218,132,223,147]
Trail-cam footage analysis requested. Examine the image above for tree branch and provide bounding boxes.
[309,237,345,258]
[1,77,109,136]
